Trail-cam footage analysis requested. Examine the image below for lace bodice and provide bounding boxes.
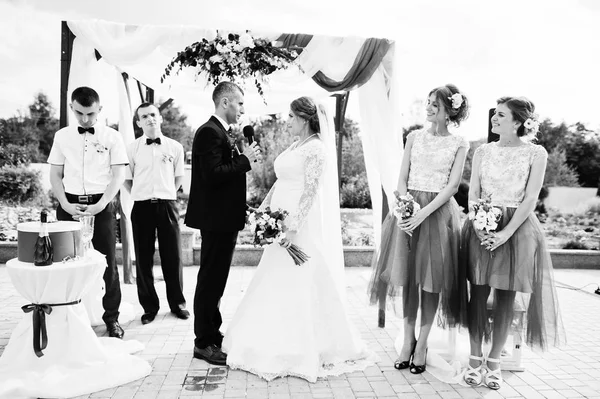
[260,139,326,231]
[407,129,469,192]
[477,142,547,208]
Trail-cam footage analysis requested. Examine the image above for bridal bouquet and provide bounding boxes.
[468,198,503,233]
[247,207,309,266]
[392,191,421,236]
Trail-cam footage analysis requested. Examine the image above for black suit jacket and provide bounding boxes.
[185,116,251,232]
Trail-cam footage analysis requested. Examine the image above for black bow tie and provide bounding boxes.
[78,126,95,134]
[146,137,161,145]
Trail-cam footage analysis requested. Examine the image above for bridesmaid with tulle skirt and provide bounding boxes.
[369,84,470,375]
[461,96,565,391]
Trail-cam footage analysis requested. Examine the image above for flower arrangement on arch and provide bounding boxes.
[161,31,298,103]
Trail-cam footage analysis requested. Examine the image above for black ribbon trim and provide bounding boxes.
[21,299,81,357]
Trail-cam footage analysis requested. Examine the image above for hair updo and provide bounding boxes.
[429,84,470,126]
[290,96,320,133]
[496,96,536,137]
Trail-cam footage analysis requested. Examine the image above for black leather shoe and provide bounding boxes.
[193,344,227,366]
[106,321,124,339]
[171,308,190,320]
[141,313,156,325]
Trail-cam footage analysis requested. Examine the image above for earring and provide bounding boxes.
[513,127,517,134]
[445,116,449,125]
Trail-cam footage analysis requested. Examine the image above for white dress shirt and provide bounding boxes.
[125,134,185,201]
[212,114,230,132]
[47,124,128,195]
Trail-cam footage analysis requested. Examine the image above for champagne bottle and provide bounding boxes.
[34,210,53,266]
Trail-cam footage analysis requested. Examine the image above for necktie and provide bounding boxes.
[78,126,95,134]
[146,137,161,145]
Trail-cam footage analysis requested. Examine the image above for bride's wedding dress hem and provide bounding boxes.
[227,354,379,383]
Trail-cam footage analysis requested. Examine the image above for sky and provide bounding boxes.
[1,0,599,141]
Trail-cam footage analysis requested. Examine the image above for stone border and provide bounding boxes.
[1,240,599,269]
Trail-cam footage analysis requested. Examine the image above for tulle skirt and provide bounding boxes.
[368,190,467,327]
[461,208,565,351]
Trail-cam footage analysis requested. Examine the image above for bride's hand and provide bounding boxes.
[282,230,297,245]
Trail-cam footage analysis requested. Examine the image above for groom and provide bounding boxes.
[185,81,261,365]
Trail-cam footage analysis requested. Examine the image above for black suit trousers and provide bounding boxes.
[194,229,238,349]
[57,201,121,324]
[131,200,186,315]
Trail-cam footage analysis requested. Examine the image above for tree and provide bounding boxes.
[0,92,59,162]
[535,119,569,152]
[462,139,486,183]
[563,129,600,187]
[158,100,194,152]
[544,149,580,187]
[29,92,59,158]
[536,119,600,188]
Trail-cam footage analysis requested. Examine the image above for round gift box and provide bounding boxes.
[17,221,84,263]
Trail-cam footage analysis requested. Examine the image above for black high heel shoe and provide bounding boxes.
[409,348,428,374]
[394,343,416,370]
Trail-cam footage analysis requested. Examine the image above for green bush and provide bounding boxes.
[563,240,592,250]
[0,166,44,203]
[544,149,580,187]
[247,117,296,207]
[340,172,372,208]
[0,143,37,167]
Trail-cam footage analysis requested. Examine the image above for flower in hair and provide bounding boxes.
[524,113,540,133]
[448,93,463,109]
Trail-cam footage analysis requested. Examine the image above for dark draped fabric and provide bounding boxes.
[276,33,313,51]
[277,34,391,92]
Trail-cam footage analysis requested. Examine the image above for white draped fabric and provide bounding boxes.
[65,19,402,245]
[0,251,151,399]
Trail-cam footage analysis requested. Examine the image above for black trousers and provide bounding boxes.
[131,200,186,315]
[194,229,238,349]
[57,201,121,324]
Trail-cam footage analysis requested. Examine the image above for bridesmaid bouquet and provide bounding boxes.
[392,191,421,236]
[468,198,503,232]
[247,207,310,266]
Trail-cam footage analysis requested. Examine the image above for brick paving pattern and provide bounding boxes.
[1,265,599,399]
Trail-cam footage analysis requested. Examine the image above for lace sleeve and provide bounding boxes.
[286,143,327,231]
[258,181,277,211]
[532,144,548,163]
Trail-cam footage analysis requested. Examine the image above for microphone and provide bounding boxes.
[243,125,255,145]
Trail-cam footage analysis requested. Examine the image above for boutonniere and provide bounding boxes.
[90,141,108,153]
[161,153,174,163]
[226,129,240,149]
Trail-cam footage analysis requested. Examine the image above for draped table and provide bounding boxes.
[0,250,151,399]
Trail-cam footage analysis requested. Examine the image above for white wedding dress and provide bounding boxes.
[223,137,376,382]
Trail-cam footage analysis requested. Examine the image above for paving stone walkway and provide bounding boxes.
[1,265,599,399]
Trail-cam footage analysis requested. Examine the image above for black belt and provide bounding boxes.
[136,198,174,204]
[65,193,103,204]
[21,299,82,357]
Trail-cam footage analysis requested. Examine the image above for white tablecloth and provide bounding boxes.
[0,251,151,399]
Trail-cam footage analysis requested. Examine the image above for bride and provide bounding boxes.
[223,96,376,382]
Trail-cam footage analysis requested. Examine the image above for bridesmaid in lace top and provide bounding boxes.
[462,97,565,390]
[369,84,470,375]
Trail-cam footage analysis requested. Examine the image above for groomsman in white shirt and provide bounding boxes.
[48,86,127,338]
[124,103,189,325]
